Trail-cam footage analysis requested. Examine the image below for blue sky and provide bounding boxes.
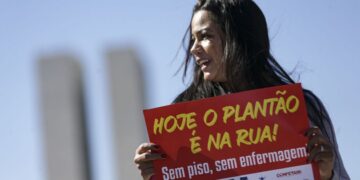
[0,0,359,179]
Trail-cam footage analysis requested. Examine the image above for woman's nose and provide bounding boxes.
[190,41,202,56]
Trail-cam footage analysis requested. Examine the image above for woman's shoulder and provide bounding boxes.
[302,88,327,114]
[302,88,319,101]
[172,91,187,104]
[172,84,197,104]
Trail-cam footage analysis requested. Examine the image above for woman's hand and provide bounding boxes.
[134,143,165,180]
[305,127,335,180]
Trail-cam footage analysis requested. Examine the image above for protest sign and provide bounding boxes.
[143,84,320,180]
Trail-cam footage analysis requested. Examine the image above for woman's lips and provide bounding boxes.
[196,59,208,64]
[200,61,210,71]
[196,59,210,71]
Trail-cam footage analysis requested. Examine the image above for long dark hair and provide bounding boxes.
[174,0,294,102]
[173,0,349,178]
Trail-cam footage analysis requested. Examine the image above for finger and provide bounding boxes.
[307,134,329,152]
[136,143,160,154]
[313,150,334,163]
[134,152,165,164]
[141,167,155,180]
[305,126,322,137]
[307,144,333,163]
[313,144,334,163]
[137,161,154,170]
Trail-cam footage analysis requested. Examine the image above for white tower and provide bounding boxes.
[106,48,146,179]
[38,54,91,180]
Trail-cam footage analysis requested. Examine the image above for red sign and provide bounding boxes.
[143,84,320,179]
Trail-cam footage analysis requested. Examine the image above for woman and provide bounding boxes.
[134,0,350,179]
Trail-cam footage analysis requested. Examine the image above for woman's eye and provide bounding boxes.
[201,34,209,40]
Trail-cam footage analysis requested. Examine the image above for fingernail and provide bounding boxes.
[303,130,308,136]
[161,154,167,158]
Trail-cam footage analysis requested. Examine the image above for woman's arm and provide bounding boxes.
[134,143,166,180]
[304,90,350,180]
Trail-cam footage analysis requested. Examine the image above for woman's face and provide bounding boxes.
[190,10,226,82]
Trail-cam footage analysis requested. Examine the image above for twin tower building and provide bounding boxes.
[38,48,146,180]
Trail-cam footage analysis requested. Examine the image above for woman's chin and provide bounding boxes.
[203,73,227,82]
[203,73,214,81]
